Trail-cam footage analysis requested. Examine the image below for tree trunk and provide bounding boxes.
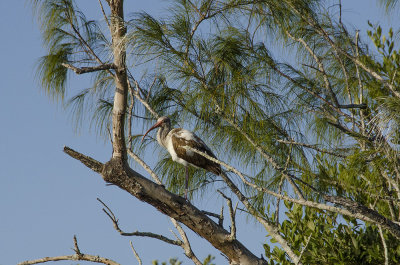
[110,0,128,160]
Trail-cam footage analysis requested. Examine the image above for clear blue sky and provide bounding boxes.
[0,1,397,264]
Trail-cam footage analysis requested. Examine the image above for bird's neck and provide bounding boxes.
[157,124,171,148]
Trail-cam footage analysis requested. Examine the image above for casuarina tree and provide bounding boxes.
[21,0,400,264]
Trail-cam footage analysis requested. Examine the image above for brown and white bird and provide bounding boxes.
[142,116,221,199]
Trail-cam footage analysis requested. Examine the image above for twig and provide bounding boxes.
[293,3,400,100]
[130,241,142,265]
[98,0,111,29]
[64,7,114,77]
[170,218,202,265]
[276,139,347,158]
[73,235,82,256]
[286,30,339,108]
[275,176,284,225]
[378,225,389,265]
[127,149,162,184]
[219,205,224,227]
[128,79,159,118]
[297,234,312,265]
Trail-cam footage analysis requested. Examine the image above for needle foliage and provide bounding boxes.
[33,0,400,263]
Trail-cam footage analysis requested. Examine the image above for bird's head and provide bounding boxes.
[142,116,171,142]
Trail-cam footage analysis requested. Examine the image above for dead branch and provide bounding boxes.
[217,191,237,241]
[170,218,202,265]
[63,146,103,173]
[18,236,120,265]
[130,241,142,265]
[97,198,181,246]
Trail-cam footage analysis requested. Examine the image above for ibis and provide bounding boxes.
[142,116,221,199]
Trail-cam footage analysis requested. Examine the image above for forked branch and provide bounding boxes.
[18,236,120,265]
[97,198,181,246]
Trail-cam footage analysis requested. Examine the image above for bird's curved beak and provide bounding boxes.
[141,120,163,142]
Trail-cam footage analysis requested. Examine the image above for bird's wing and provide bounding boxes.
[171,128,221,175]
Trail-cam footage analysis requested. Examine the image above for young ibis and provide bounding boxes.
[142,116,221,199]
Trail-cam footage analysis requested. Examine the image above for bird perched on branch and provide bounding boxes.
[142,116,221,200]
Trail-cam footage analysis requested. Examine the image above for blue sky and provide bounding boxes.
[1,1,398,264]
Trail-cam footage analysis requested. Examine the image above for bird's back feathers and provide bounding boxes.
[170,128,221,175]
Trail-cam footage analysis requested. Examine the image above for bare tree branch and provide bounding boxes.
[73,235,82,256]
[18,236,120,265]
[130,241,142,265]
[63,146,103,173]
[62,63,116,74]
[378,225,389,265]
[296,234,312,265]
[128,80,160,119]
[218,191,237,241]
[97,198,182,246]
[127,149,162,184]
[170,218,202,265]
[98,0,111,30]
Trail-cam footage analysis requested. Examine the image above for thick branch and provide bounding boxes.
[62,145,268,265]
[109,0,128,160]
[63,146,103,173]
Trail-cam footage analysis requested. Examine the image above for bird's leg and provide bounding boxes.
[185,166,189,200]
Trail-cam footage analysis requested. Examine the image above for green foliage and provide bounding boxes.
[378,0,400,11]
[265,202,400,264]
[152,255,215,265]
[32,0,113,131]
[152,258,182,265]
[202,254,216,265]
